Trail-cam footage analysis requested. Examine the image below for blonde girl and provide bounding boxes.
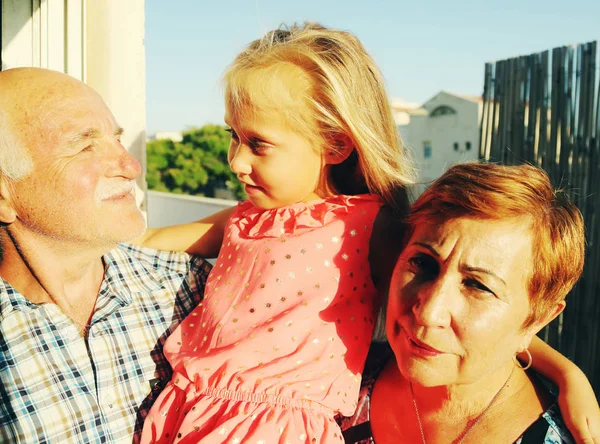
[140,22,411,443]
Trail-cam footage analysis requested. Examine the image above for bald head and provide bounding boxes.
[0,68,100,181]
[0,68,144,249]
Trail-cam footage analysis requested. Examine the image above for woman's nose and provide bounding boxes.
[411,277,453,329]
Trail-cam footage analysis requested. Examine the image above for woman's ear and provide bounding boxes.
[325,134,354,165]
[0,179,17,224]
[519,301,566,352]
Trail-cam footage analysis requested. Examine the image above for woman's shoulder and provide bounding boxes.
[515,403,575,444]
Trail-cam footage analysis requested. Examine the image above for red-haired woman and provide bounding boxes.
[340,162,600,443]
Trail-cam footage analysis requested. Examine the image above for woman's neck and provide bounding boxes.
[371,358,537,444]
[411,361,517,423]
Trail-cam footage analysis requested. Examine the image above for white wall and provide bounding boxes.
[147,191,237,228]
[1,0,85,76]
[1,0,147,208]
[85,0,147,211]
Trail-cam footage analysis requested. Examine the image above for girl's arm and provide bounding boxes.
[527,336,600,443]
[133,206,235,258]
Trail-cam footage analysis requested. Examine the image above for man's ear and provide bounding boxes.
[519,301,566,352]
[325,134,354,165]
[0,178,17,224]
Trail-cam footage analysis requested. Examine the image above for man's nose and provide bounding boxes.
[106,139,142,180]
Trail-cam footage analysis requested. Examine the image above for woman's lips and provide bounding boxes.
[403,328,444,357]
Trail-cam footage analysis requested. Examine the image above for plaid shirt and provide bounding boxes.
[0,244,211,443]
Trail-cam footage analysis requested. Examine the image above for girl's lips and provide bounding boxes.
[243,183,263,194]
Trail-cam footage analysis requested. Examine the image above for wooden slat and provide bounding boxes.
[480,40,600,395]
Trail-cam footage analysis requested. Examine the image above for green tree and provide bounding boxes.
[146,125,245,200]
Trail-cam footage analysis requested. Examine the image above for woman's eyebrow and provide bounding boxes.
[413,242,439,257]
[413,241,507,286]
[462,265,507,286]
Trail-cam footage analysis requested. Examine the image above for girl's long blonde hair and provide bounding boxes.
[223,22,415,212]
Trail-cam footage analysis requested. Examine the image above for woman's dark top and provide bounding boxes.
[336,342,574,444]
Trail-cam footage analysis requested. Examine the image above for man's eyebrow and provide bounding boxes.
[68,128,101,145]
[115,127,124,136]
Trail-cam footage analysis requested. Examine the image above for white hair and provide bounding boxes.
[0,111,33,181]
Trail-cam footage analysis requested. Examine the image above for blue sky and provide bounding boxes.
[145,0,599,135]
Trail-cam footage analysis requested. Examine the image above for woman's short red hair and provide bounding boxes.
[408,162,585,327]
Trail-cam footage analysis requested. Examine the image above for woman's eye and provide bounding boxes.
[407,254,438,278]
[464,278,494,295]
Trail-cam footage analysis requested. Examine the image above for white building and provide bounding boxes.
[394,91,482,196]
[390,98,421,126]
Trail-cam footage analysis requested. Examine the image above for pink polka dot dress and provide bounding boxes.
[142,194,383,443]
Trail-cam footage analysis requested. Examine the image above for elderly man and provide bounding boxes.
[0,68,210,442]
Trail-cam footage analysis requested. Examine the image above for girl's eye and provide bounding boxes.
[248,139,271,153]
[225,128,271,153]
[225,127,239,141]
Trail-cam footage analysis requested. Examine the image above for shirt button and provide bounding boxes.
[104,394,115,409]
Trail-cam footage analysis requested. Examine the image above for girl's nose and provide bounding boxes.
[228,145,252,176]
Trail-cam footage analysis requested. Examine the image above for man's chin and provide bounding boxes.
[107,214,147,246]
[121,220,147,244]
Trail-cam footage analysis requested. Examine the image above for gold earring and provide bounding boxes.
[514,349,532,370]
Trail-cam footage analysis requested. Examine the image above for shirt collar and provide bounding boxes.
[0,244,164,318]
[101,244,164,301]
[0,278,36,317]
